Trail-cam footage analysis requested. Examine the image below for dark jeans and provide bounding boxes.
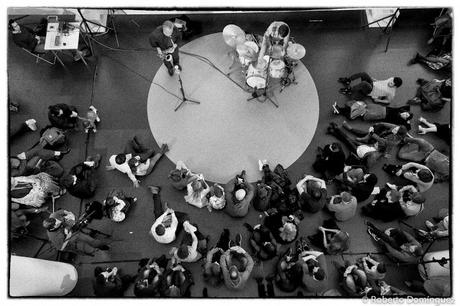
[163,48,180,71]
[152,193,188,235]
[257,279,275,297]
[329,125,359,152]
[349,72,374,100]
[10,122,31,142]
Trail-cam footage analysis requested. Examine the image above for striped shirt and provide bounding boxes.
[370,78,396,101]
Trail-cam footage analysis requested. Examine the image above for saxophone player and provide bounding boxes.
[149,20,182,76]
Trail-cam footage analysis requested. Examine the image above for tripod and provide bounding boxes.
[174,70,201,112]
[362,8,400,52]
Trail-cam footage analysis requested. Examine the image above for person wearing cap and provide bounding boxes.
[168,160,198,190]
[149,20,182,76]
[361,185,404,222]
[149,186,188,244]
[296,174,327,213]
[398,185,425,217]
[313,142,346,179]
[224,171,255,218]
[170,221,207,263]
[184,174,211,209]
[299,249,328,295]
[360,255,386,281]
[338,73,403,104]
[326,191,357,221]
[398,136,449,181]
[220,245,254,290]
[43,209,109,254]
[258,21,290,62]
[394,162,434,192]
[60,154,101,199]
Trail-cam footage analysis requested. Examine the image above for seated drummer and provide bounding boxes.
[258,21,290,61]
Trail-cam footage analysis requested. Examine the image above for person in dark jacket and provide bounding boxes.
[48,103,79,129]
[60,154,101,199]
[313,143,346,179]
[93,266,133,297]
[9,19,45,53]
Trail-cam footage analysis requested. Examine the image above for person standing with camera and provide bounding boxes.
[43,209,109,255]
[149,20,182,76]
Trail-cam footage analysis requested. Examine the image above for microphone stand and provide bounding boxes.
[174,68,201,112]
[246,49,279,108]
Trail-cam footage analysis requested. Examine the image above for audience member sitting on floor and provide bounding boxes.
[398,184,425,217]
[359,255,387,281]
[244,222,278,260]
[106,140,169,188]
[220,244,254,290]
[326,191,357,222]
[149,186,188,244]
[168,160,198,190]
[362,185,404,222]
[418,117,450,143]
[419,208,449,239]
[407,78,451,112]
[134,255,168,297]
[274,247,303,292]
[11,172,62,208]
[184,173,211,209]
[333,101,413,130]
[299,249,328,295]
[253,182,272,212]
[335,260,369,297]
[170,221,208,263]
[383,162,434,192]
[309,219,350,255]
[224,170,255,218]
[335,166,378,202]
[313,143,346,180]
[10,119,37,142]
[398,137,449,181]
[11,203,48,238]
[203,228,231,287]
[260,162,292,193]
[93,266,133,297]
[338,72,402,104]
[263,208,300,244]
[60,154,101,199]
[367,222,423,264]
[207,183,226,210]
[103,189,136,222]
[48,104,79,130]
[9,19,45,53]
[43,209,109,254]
[296,174,327,213]
[160,262,194,297]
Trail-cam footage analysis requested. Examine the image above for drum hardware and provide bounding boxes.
[280,58,299,92]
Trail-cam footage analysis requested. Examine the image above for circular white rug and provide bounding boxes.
[147,33,319,183]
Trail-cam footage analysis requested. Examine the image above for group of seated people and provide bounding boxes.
[9,13,451,297]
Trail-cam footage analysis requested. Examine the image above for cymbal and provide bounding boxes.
[236,43,256,59]
[223,24,246,48]
[287,43,306,60]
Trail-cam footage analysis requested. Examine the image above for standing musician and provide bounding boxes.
[149,20,182,76]
[258,21,290,61]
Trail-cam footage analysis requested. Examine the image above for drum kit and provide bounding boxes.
[222,24,306,105]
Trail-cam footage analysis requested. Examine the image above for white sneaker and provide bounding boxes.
[25,119,37,131]
[258,159,267,171]
[332,101,339,114]
[89,105,101,122]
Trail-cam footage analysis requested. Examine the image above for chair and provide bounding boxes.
[22,48,57,65]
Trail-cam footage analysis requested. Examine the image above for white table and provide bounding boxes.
[44,21,87,67]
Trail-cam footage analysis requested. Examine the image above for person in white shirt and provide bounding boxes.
[398,185,425,216]
[184,174,211,209]
[148,186,188,244]
[338,73,402,104]
[106,142,169,188]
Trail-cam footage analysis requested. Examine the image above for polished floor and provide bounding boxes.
[8,9,451,297]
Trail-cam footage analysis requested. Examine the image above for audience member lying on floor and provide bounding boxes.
[48,103,79,130]
[337,72,403,104]
[418,117,450,143]
[220,244,254,290]
[407,78,451,112]
[367,222,423,264]
[107,137,169,188]
[334,166,378,203]
[60,154,101,199]
[11,151,65,178]
[313,142,346,180]
[296,174,327,213]
[11,172,63,208]
[408,52,452,71]
[398,136,449,181]
[93,266,133,297]
[326,191,357,222]
[244,222,278,260]
[333,101,413,130]
[383,162,434,192]
[224,170,254,218]
[134,255,168,297]
[309,219,350,255]
[103,189,136,222]
[170,221,208,263]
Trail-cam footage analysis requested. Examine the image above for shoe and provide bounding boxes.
[160,143,169,154]
[332,101,339,114]
[367,228,380,242]
[228,240,236,248]
[338,77,351,85]
[148,185,161,194]
[99,245,110,251]
[235,233,242,247]
[25,119,37,131]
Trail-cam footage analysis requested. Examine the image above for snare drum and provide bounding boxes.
[238,41,259,66]
[246,63,267,89]
[269,59,286,78]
